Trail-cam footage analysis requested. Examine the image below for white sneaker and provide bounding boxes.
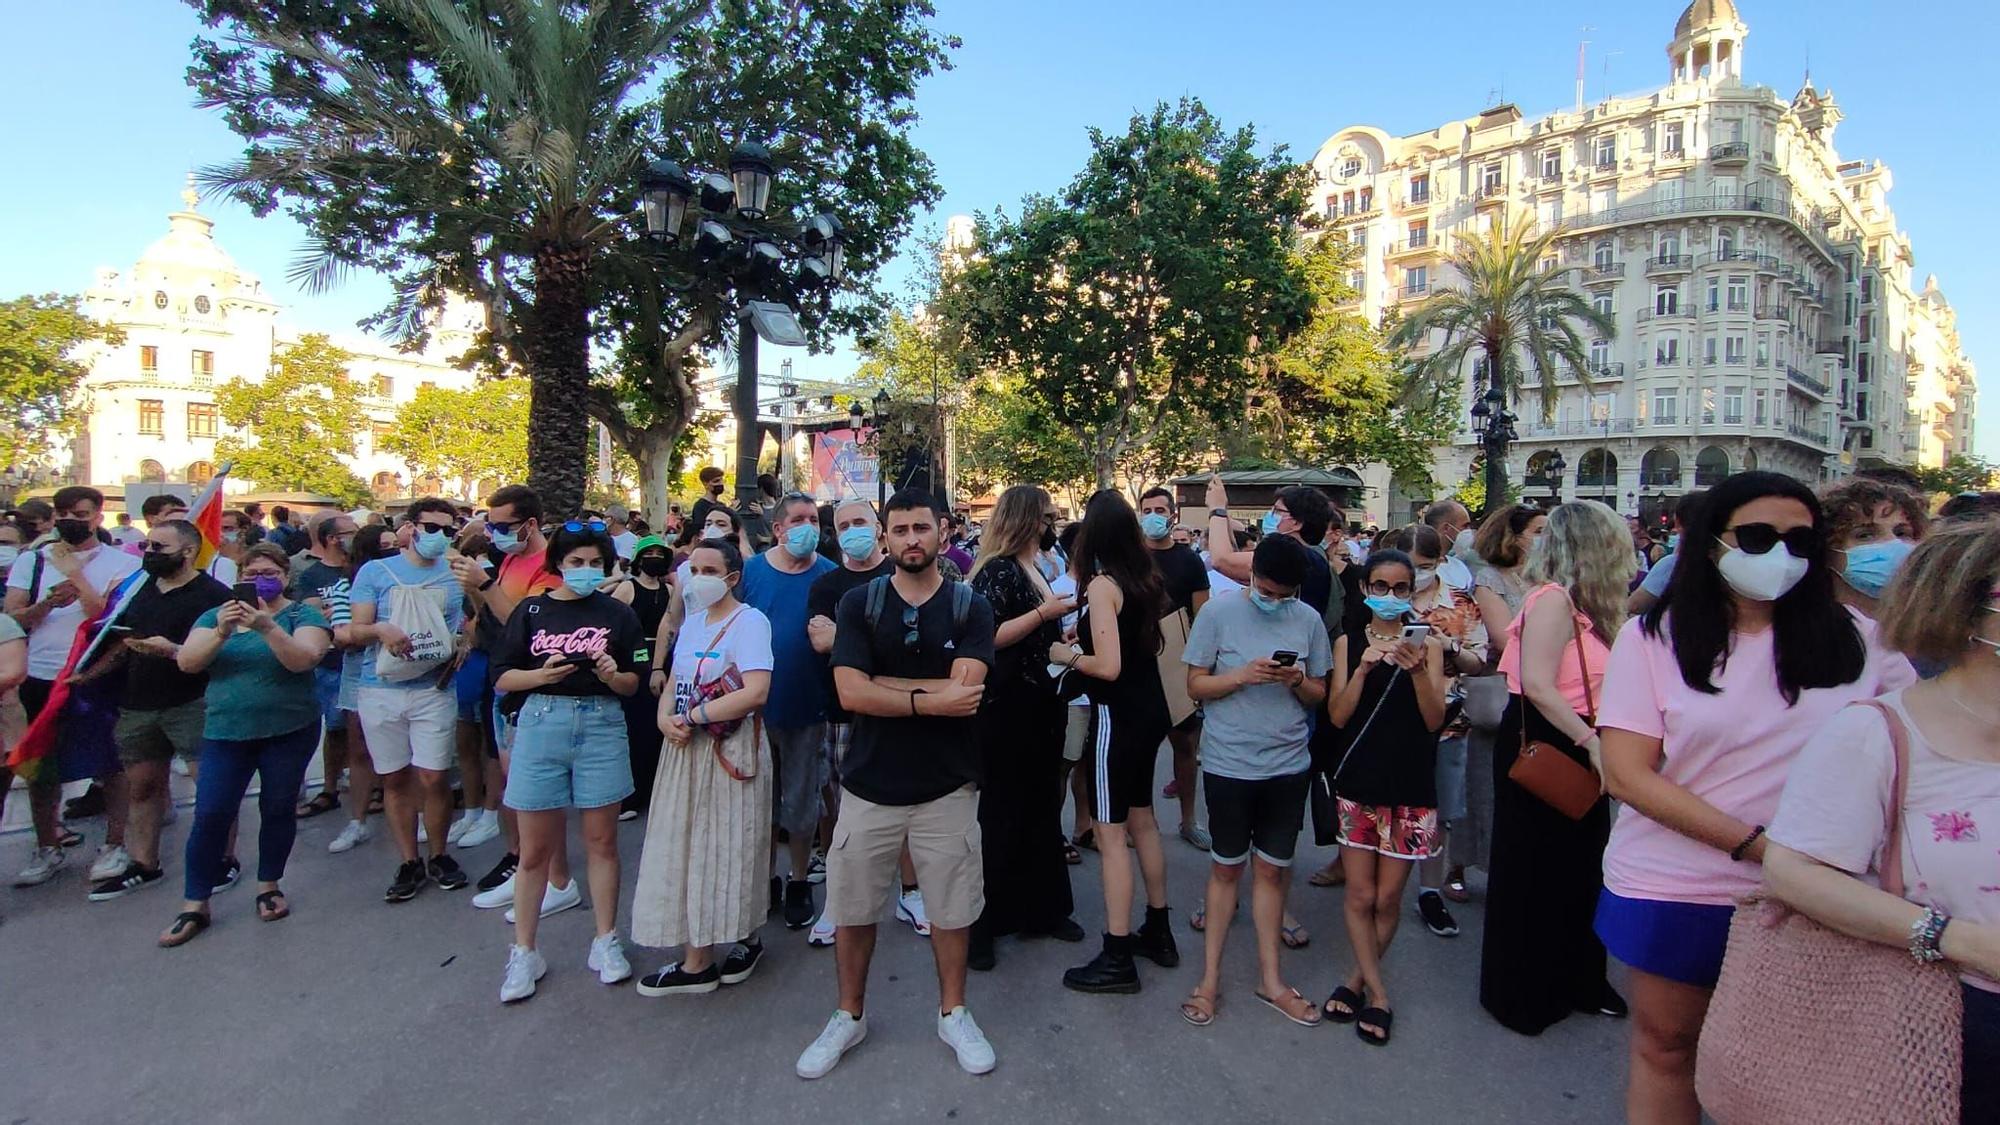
[416,819,428,845]
[796,1010,868,1079]
[588,932,633,985]
[446,814,474,845]
[499,945,546,1003]
[504,879,582,923]
[328,819,372,854]
[171,756,190,777]
[807,908,836,947]
[13,846,65,887]
[473,872,516,910]
[88,844,131,882]
[897,888,933,937]
[457,811,501,849]
[938,1006,996,1075]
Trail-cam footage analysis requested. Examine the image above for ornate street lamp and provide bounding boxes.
[1472,379,1515,517]
[1545,450,1567,505]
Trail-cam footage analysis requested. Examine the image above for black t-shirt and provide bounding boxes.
[1299,542,1333,617]
[291,558,349,670]
[831,576,996,806]
[122,575,234,710]
[809,559,894,724]
[1149,542,1210,615]
[493,591,648,698]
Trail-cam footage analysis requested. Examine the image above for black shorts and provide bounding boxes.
[1203,770,1310,867]
[1091,703,1166,825]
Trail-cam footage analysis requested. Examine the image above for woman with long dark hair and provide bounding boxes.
[965,485,1080,970]
[1056,489,1176,994]
[1595,471,1915,1122]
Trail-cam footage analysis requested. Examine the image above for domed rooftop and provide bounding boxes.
[134,175,243,281]
[1675,0,1742,39]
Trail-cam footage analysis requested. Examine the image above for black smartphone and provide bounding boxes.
[231,581,258,605]
[560,653,598,670]
[1271,650,1299,667]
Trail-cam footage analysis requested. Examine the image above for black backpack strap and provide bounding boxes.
[951,581,971,632]
[28,550,44,604]
[864,575,889,633]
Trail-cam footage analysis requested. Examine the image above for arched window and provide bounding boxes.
[138,459,167,483]
[414,474,445,497]
[1593,241,1614,270]
[1641,446,1683,487]
[1577,448,1618,488]
[185,461,215,486]
[371,471,400,499]
[1695,445,1730,487]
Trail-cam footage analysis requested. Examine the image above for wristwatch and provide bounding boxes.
[1209,508,1229,519]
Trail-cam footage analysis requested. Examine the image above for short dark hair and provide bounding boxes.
[697,466,725,484]
[53,486,103,513]
[314,514,349,546]
[407,496,458,522]
[542,525,615,575]
[1251,534,1311,589]
[14,499,51,521]
[150,519,202,552]
[485,484,542,522]
[1138,487,1176,511]
[1940,491,2000,523]
[1276,485,1332,545]
[1362,548,1417,588]
[140,493,186,519]
[883,487,939,522]
[271,504,291,523]
[1058,520,1082,557]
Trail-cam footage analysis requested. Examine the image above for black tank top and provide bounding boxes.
[1079,579,1169,727]
[627,578,672,641]
[1333,625,1439,808]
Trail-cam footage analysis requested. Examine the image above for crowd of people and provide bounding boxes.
[3,467,1998,1121]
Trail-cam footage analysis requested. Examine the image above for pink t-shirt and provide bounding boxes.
[1498,583,1610,715]
[1595,608,1916,906]
[1770,690,2000,992]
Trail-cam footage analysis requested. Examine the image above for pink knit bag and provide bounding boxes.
[1696,700,1964,1124]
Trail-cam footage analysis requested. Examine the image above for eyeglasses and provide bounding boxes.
[1723,523,1819,557]
[484,518,524,535]
[901,605,920,650]
[1364,581,1414,597]
[563,519,608,534]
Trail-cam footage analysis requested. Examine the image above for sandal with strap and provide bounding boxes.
[296,792,340,819]
[1256,987,1323,1027]
[1323,985,1365,1024]
[1179,988,1218,1027]
[1062,839,1082,865]
[1307,863,1345,888]
[159,911,211,948]
[1355,1006,1394,1046]
[1281,921,1310,949]
[1072,828,1097,852]
[1189,906,1206,932]
[366,788,385,814]
[256,890,290,922]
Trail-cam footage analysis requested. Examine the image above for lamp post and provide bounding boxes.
[1544,450,1567,506]
[637,143,846,541]
[1470,379,1515,517]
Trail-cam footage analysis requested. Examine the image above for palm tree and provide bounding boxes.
[1390,222,1613,508]
[196,0,703,517]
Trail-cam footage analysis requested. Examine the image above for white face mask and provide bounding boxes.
[1715,540,1810,602]
[0,546,18,569]
[1414,566,1439,591]
[681,573,730,613]
[1452,528,1477,558]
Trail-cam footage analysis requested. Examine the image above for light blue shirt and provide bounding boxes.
[347,552,466,691]
[1640,551,1678,597]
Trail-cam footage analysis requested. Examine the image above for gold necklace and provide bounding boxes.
[1365,624,1401,644]
[1943,685,2000,726]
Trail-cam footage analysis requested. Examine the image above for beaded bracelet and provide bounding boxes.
[1728,824,1766,862]
[1908,906,1951,964]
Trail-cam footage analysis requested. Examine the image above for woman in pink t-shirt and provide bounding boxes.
[1595,472,1916,1125]
[1766,521,2000,1120]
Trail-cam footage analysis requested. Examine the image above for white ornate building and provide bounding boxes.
[61,180,487,502]
[1313,0,1977,523]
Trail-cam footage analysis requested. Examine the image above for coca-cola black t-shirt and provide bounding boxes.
[492,590,647,698]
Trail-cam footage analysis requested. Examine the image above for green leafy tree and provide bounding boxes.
[0,294,124,476]
[190,0,955,520]
[379,377,530,499]
[1910,453,1997,496]
[952,371,1094,498]
[214,334,370,503]
[943,98,1312,489]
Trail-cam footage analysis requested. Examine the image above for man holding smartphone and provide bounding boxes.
[1177,536,1333,1026]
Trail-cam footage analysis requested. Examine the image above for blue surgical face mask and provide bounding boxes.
[837,526,877,560]
[782,524,819,560]
[1139,513,1172,541]
[1667,532,1681,551]
[1840,538,1914,598]
[1364,593,1413,620]
[1261,510,1283,535]
[490,528,523,555]
[1248,589,1293,615]
[414,529,450,560]
[561,566,608,596]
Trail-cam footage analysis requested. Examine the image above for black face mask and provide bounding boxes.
[141,549,186,578]
[707,482,725,496]
[1040,528,1058,552]
[54,518,94,546]
[635,555,671,578]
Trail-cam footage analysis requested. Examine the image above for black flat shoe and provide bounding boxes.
[1578,984,1629,1018]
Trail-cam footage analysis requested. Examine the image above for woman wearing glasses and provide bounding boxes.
[1593,471,1915,1123]
[632,537,774,996]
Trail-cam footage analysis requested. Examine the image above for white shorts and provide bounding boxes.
[357,686,457,773]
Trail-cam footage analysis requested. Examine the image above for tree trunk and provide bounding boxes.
[522,243,594,519]
[632,426,678,529]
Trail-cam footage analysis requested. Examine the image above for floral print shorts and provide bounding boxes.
[1335,799,1440,860]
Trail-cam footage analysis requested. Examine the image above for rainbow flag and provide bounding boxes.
[4,569,147,783]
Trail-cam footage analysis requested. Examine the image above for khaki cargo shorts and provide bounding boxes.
[825,784,983,931]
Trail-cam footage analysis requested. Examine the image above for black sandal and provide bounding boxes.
[1073,828,1097,852]
[256,890,290,922]
[1355,1006,1394,1046]
[296,792,340,819]
[1062,839,1082,865]
[1323,985,1364,1024]
[159,911,210,948]
[366,788,385,814]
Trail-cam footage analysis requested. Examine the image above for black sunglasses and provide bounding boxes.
[563,519,609,534]
[416,521,456,534]
[901,604,920,650]
[1724,523,1819,557]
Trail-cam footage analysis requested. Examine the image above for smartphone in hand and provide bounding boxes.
[1400,624,1432,642]
[1270,649,1299,667]
[232,581,258,605]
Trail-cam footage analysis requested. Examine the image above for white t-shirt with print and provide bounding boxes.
[669,604,774,721]
[7,544,143,680]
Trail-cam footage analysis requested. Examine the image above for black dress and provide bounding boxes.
[1333,626,1438,813]
[621,578,674,814]
[1479,690,1613,1034]
[969,558,1074,935]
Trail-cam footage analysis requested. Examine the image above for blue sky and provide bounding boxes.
[5,0,1995,458]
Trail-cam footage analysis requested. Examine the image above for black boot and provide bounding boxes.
[1137,905,1180,968]
[1062,933,1141,994]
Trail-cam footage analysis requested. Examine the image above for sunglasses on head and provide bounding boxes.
[1723,523,1819,557]
[563,519,608,534]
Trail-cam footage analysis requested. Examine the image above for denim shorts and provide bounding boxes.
[1594,889,1735,988]
[454,649,490,724]
[501,694,633,812]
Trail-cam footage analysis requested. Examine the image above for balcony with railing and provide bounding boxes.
[1576,261,1623,284]
[1548,194,1838,264]
[1787,366,1830,397]
[1635,307,1693,323]
[1386,235,1433,258]
[1646,254,1694,275]
[1753,302,1786,322]
[1641,469,1682,487]
[1514,417,1639,439]
[1399,282,1431,300]
[1397,188,1432,210]
[1709,141,1750,165]
[1588,362,1626,381]
[1787,422,1832,446]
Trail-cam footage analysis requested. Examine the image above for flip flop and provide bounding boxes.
[1355,1006,1394,1046]
[296,792,340,819]
[1323,985,1364,1024]
[1061,840,1082,865]
[1307,865,1345,888]
[1190,907,1206,932]
[366,788,385,814]
[1072,828,1097,852]
[1179,989,1218,1027]
[159,911,211,948]
[1256,987,1323,1027]
[256,890,290,922]
[1281,922,1311,949]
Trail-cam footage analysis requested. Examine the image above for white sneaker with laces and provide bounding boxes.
[504,879,582,924]
[457,811,501,849]
[500,945,547,1003]
[938,1006,996,1074]
[13,846,65,887]
[446,814,474,845]
[796,1010,868,1079]
[88,844,131,882]
[328,819,372,854]
[588,932,633,985]
[807,908,836,947]
[473,872,516,910]
[897,887,933,937]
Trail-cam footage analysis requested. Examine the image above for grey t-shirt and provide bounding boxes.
[1182,588,1335,780]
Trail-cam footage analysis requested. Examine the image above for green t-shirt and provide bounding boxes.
[193,601,329,740]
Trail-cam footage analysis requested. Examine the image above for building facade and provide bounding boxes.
[62,181,487,501]
[1313,0,1976,520]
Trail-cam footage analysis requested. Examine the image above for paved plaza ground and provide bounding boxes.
[1,763,1626,1124]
